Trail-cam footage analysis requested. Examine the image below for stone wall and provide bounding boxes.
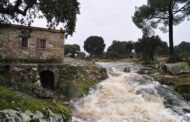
[7,64,61,88]
[1,63,108,99]
[0,25,64,62]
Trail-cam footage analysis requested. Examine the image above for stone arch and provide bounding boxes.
[39,70,55,90]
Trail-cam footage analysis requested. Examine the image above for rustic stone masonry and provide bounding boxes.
[0,25,67,92]
[0,25,108,98]
[0,63,108,92]
[0,24,65,62]
[6,64,61,90]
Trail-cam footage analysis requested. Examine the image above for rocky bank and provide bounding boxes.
[0,59,108,121]
[134,61,190,101]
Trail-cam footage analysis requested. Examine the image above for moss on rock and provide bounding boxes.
[152,73,190,101]
[152,75,177,86]
[174,79,190,101]
[56,65,108,99]
[0,86,71,121]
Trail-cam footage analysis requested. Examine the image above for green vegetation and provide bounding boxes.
[0,75,5,80]
[64,44,80,57]
[133,0,190,55]
[96,58,116,62]
[100,35,169,62]
[178,72,190,79]
[175,41,190,60]
[174,78,190,101]
[106,41,134,58]
[56,79,96,98]
[135,35,168,61]
[84,36,106,58]
[0,0,80,36]
[153,75,177,86]
[0,58,108,121]
[64,57,90,66]
[0,86,71,121]
[55,64,107,99]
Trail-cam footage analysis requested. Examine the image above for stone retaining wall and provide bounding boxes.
[0,64,108,98]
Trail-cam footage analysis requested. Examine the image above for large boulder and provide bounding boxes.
[162,62,190,75]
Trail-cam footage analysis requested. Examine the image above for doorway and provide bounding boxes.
[39,70,55,90]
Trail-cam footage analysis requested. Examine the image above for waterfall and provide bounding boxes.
[71,62,190,122]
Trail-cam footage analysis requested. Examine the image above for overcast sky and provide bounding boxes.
[33,0,190,51]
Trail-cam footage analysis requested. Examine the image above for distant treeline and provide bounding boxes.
[65,35,190,61]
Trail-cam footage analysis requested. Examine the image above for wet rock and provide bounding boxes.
[155,85,190,115]
[137,70,145,74]
[136,88,156,96]
[137,80,190,116]
[137,68,155,75]
[0,109,67,122]
[124,67,130,72]
[162,62,190,75]
[134,75,154,85]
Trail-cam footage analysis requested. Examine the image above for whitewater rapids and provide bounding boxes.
[71,62,190,122]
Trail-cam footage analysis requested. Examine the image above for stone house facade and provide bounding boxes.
[0,25,108,94]
[0,24,65,62]
[0,24,66,91]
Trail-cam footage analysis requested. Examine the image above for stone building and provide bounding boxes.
[0,24,66,90]
[0,24,65,62]
[0,25,108,95]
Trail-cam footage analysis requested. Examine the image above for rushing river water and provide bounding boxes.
[71,62,190,122]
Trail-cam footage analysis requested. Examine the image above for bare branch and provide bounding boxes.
[173,2,190,14]
[172,0,177,9]
[152,16,169,19]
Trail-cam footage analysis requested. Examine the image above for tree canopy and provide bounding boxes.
[84,36,105,58]
[64,44,80,57]
[135,35,165,61]
[0,0,80,36]
[133,0,190,55]
[156,41,169,56]
[175,41,190,57]
[107,41,134,58]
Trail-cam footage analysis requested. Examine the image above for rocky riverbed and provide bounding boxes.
[1,57,190,121]
[71,62,190,122]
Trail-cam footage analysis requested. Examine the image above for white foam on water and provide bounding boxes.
[71,62,187,122]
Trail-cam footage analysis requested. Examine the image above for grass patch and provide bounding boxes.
[0,86,71,121]
[0,75,5,79]
[157,56,169,62]
[96,58,115,62]
[56,64,107,99]
[56,79,95,99]
[152,75,177,86]
[175,79,190,86]
[96,58,139,63]
[177,72,190,78]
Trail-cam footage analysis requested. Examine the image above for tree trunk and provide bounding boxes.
[168,0,174,56]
